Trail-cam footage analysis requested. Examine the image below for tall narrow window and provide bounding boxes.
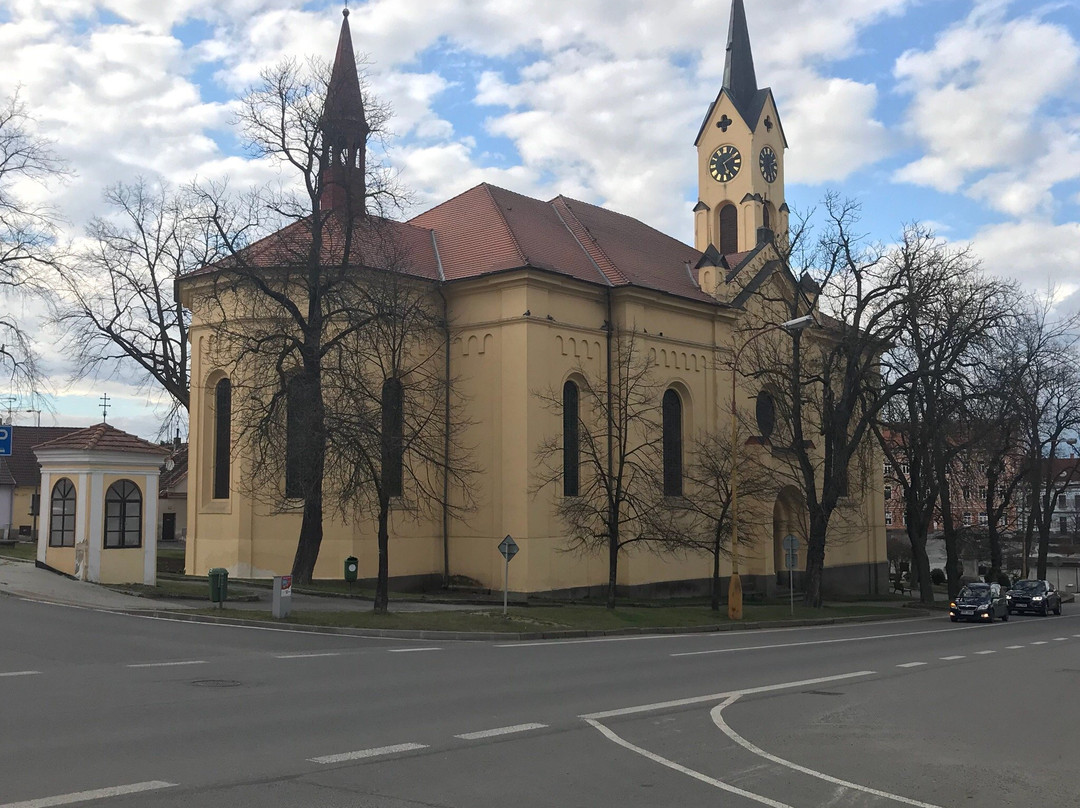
[285,376,309,499]
[49,478,76,547]
[719,204,738,254]
[213,378,231,499]
[762,204,771,232]
[381,377,404,497]
[563,380,580,496]
[663,389,683,497]
[104,480,142,548]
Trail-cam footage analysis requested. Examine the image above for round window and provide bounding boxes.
[756,390,776,439]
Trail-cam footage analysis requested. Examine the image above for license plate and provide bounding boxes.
[961,609,974,615]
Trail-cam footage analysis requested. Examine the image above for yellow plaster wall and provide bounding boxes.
[45,546,75,576]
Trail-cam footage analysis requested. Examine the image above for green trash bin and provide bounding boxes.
[208,568,229,603]
[344,556,359,583]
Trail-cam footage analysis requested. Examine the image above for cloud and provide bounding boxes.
[893,5,1080,216]
[970,219,1080,304]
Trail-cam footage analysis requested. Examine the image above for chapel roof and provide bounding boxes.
[33,423,171,456]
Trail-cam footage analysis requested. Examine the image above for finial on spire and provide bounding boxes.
[343,4,349,18]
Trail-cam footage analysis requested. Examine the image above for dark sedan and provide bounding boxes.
[949,583,1009,623]
[1006,579,1062,616]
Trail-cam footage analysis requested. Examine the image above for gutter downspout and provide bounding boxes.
[431,230,451,588]
[605,287,614,590]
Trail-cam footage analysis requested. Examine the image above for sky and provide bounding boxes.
[0,0,1078,439]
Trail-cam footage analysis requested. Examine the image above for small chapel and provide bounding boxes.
[177,0,888,597]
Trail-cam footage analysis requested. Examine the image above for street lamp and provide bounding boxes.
[728,315,815,620]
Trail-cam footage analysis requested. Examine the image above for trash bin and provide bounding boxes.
[344,556,358,583]
[208,568,229,603]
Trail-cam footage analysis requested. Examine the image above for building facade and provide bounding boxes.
[178,1,888,598]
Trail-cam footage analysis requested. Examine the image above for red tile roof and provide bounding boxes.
[33,423,171,456]
[0,427,82,487]
[160,443,188,491]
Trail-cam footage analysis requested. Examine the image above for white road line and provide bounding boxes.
[275,652,342,659]
[670,625,976,658]
[940,656,965,661]
[1054,637,1068,641]
[126,660,207,668]
[0,781,176,808]
[580,670,876,720]
[711,697,946,808]
[454,723,548,740]
[0,671,40,678]
[975,651,996,655]
[1006,645,1025,649]
[585,717,794,808]
[387,648,441,653]
[308,743,428,764]
[1032,641,1048,645]
[897,662,926,668]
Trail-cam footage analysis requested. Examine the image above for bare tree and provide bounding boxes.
[0,91,65,399]
[51,180,208,415]
[533,327,673,609]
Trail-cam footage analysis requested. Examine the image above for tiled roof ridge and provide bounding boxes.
[549,197,624,286]
[480,184,533,268]
[33,422,170,455]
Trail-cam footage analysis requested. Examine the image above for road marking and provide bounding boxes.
[126,660,207,668]
[0,781,176,808]
[1006,645,1025,649]
[387,647,441,653]
[308,743,428,764]
[275,652,342,659]
[454,723,547,740]
[670,625,977,658]
[1054,637,1068,641]
[975,651,996,655]
[1032,641,1048,645]
[580,670,875,720]
[897,662,926,668]
[0,671,40,678]
[586,717,794,808]
[711,698,946,808]
[940,656,964,661]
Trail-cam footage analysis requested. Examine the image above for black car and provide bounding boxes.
[949,583,1009,623]
[1006,579,1062,616]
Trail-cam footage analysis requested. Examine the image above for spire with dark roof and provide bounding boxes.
[320,7,369,213]
[722,0,758,124]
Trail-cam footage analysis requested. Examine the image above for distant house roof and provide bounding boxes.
[160,443,188,493]
[0,426,82,488]
[33,423,171,456]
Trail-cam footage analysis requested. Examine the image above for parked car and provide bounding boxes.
[1006,579,1062,616]
[949,583,1009,623]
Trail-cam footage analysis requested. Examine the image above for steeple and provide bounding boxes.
[722,0,759,128]
[320,8,369,213]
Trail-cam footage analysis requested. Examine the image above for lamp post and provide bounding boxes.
[728,314,814,620]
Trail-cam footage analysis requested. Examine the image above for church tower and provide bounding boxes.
[693,0,787,255]
[320,8,369,213]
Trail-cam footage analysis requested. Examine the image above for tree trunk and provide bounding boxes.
[374,497,390,613]
[291,488,324,584]
[1037,520,1050,581]
[711,523,721,612]
[803,511,828,607]
[607,527,618,610]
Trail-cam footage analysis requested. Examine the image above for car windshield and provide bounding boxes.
[958,585,990,599]
[1011,580,1044,593]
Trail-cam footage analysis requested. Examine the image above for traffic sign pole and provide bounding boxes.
[497,534,519,616]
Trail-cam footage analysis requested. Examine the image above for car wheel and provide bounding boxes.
[1042,603,1049,616]
[1054,601,1062,616]
[950,616,958,623]
[987,610,995,623]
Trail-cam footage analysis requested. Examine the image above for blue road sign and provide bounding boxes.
[0,426,11,457]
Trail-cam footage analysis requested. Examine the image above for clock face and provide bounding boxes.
[709,145,742,183]
[759,145,779,183]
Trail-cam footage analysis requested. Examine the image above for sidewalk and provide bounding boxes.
[0,558,197,611]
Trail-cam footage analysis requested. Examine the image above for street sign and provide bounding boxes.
[280,575,293,596]
[498,534,519,561]
[782,534,799,552]
[785,550,798,570]
[0,426,11,457]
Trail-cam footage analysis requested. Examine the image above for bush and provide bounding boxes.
[930,568,946,585]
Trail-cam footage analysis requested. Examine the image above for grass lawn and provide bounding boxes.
[0,542,36,562]
[187,602,912,633]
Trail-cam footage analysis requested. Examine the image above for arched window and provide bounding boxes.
[213,378,231,499]
[381,377,404,497]
[755,390,776,440]
[563,380,580,496]
[719,204,738,254]
[762,204,771,232]
[49,478,76,547]
[104,480,142,548]
[285,375,310,499]
[663,389,683,497]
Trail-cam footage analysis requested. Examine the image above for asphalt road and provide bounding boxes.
[2,595,1078,807]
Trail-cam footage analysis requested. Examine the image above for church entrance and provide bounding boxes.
[773,486,805,586]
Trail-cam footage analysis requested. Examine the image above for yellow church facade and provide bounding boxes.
[178,1,888,599]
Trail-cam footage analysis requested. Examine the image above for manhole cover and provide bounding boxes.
[191,679,241,688]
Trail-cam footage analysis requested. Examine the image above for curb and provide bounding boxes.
[129,607,931,642]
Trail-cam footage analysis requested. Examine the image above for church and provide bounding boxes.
[177,0,888,598]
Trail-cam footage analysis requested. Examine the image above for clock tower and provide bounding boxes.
[693,0,788,256]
